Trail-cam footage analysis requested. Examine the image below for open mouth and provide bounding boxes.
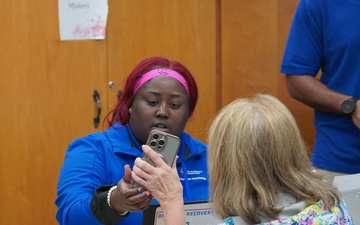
[153,123,169,132]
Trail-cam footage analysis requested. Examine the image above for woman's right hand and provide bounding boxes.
[132,145,185,225]
[132,145,183,204]
[110,165,152,213]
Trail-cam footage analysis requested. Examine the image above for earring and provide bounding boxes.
[129,108,132,114]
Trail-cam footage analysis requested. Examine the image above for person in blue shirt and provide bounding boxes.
[281,0,360,183]
[55,56,209,225]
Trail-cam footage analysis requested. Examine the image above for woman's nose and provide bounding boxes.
[156,104,169,118]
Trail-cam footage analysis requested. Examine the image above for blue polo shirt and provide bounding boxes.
[281,0,360,173]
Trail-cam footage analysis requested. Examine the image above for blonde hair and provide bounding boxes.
[207,94,340,224]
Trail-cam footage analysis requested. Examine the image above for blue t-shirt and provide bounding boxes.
[281,0,360,173]
[55,123,209,225]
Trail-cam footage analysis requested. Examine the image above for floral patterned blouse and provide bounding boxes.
[221,198,354,225]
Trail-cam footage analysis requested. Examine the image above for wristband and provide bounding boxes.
[107,185,129,216]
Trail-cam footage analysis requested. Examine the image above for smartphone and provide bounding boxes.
[133,130,181,189]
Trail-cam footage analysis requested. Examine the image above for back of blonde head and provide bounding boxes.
[207,94,339,224]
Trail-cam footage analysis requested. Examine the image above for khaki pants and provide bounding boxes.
[313,167,349,184]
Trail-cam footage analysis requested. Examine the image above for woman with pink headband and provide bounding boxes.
[56,56,209,225]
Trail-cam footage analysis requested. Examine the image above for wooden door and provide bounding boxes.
[0,1,109,224]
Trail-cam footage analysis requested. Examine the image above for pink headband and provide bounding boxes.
[133,68,189,95]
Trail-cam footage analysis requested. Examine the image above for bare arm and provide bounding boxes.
[132,145,185,225]
[286,75,348,112]
[286,75,360,128]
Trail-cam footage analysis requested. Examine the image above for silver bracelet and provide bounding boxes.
[107,185,129,216]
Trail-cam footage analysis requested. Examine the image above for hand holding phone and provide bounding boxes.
[133,130,181,189]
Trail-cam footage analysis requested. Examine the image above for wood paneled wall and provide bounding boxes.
[0,1,314,224]
[106,0,218,139]
[221,0,315,151]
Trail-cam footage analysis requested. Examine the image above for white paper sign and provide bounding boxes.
[58,0,108,40]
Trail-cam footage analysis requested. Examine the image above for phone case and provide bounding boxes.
[133,130,181,189]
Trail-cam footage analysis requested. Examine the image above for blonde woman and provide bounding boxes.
[133,94,354,225]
